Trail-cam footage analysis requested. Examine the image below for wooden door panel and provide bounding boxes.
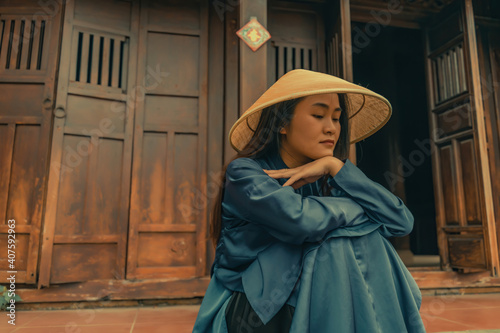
[38,0,138,287]
[50,243,117,283]
[458,137,482,226]
[438,144,459,225]
[4,126,41,222]
[268,3,322,82]
[0,232,29,272]
[144,96,199,128]
[127,0,208,280]
[64,95,126,132]
[54,136,91,234]
[174,134,199,225]
[0,84,44,116]
[0,4,62,284]
[448,235,487,269]
[136,132,199,226]
[147,1,201,32]
[146,33,200,95]
[436,137,483,228]
[436,103,472,136]
[74,0,133,32]
[137,233,196,267]
[427,11,462,53]
[53,136,124,234]
[137,132,170,224]
[424,0,499,272]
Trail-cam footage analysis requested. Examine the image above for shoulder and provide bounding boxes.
[226,157,268,176]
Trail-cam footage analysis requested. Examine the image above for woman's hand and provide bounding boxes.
[263,156,345,190]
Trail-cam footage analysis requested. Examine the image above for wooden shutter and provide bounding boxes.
[423,0,499,274]
[126,0,209,279]
[325,0,353,81]
[267,0,352,80]
[267,1,325,81]
[38,0,139,287]
[0,3,62,285]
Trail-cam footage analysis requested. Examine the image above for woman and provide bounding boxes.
[193,69,425,332]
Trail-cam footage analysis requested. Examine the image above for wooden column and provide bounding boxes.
[207,0,225,272]
[224,3,240,163]
[239,0,268,114]
[464,0,500,276]
[340,0,357,164]
[340,0,353,83]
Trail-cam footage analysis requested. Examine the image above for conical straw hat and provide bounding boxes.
[229,69,392,152]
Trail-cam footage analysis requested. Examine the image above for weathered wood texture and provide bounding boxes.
[15,271,500,305]
[224,1,240,164]
[239,0,268,114]
[475,21,500,272]
[422,0,499,274]
[18,277,210,303]
[463,0,498,275]
[206,0,225,274]
[127,0,209,279]
[267,1,321,82]
[38,0,140,288]
[0,1,63,285]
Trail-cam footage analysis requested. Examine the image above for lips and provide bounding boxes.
[320,140,335,144]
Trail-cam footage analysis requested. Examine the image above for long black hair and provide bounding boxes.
[209,94,351,248]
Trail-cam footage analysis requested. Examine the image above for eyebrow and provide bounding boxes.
[311,102,342,112]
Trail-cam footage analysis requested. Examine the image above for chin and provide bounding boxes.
[309,152,333,160]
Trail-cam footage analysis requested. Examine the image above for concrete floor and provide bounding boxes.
[1,294,500,332]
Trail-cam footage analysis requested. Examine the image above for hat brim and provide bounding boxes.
[229,70,392,152]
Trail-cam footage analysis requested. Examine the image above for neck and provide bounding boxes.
[279,145,310,169]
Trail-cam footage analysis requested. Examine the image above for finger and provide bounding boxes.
[282,173,302,187]
[282,175,296,187]
[292,179,307,190]
[265,170,296,179]
[264,168,289,173]
[291,180,306,190]
[265,166,299,172]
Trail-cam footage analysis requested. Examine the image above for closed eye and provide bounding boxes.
[314,115,340,122]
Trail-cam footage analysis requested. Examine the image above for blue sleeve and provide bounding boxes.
[223,157,371,245]
[328,159,414,237]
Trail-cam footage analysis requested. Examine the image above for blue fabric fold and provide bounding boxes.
[193,152,425,332]
[241,242,302,323]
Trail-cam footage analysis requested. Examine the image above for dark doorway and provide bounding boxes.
[351,22,439,263]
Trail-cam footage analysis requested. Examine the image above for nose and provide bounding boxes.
[324,118,337,134]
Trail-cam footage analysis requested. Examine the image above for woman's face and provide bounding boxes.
[279,93,342,168]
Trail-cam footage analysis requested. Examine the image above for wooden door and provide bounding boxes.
[0,1,62,285]
[126,0,209,279]
[38,0,139,287]
[267,0,352,80]
[267,1,324,83]
[423,0,499,274]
